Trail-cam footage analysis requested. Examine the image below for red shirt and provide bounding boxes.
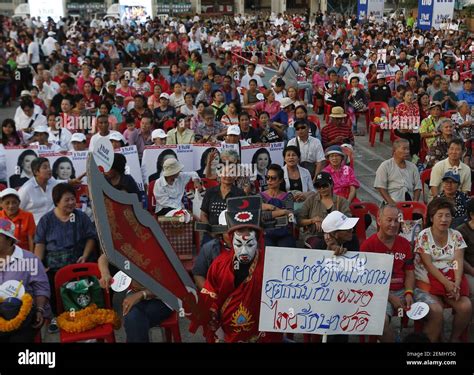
[361,234,414,291]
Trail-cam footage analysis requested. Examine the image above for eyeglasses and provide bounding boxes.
[266,175,279,181]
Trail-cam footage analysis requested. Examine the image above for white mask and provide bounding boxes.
[233,230,258,264]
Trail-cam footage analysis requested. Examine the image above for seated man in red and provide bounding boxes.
[200,196,282,343]
[361,204,443,342]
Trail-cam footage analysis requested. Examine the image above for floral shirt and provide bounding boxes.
[420,116,442,148]
[451,112,473,142]
[323,164,360,200]
[414,228,467,284]
[437,191,470,219]
[425,136,451,169]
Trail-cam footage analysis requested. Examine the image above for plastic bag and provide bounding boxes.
[60,276,104,312]
[192,188,203,220]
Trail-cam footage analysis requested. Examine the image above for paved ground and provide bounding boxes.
[2,54,469,343]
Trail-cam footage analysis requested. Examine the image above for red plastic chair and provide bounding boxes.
[395,201,427,222]
[163,120,176,132]
[419,138,428,164]
[420,168,432,203]
[368,101,390,123]
[369,122,385,147]
[0,183,6,192]
[324,103,333,124]
[307,114,321,131]
[442,110,457,119]
[54,263,116,343]
[159,311,182,342]
[349,202,380,244]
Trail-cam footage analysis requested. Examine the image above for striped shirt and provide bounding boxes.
[321,121,354,149]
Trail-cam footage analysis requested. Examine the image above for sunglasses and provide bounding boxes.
[295,127,307,131]
[266,175,279,181]
[316,183,330,189]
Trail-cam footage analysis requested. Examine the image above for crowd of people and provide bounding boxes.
[0,9,473,343]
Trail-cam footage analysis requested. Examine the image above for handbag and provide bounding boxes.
[427,269,469,297]
[158,217,194,260]
[60,276,105,311]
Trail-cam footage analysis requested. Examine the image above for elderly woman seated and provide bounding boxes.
[414,197,472,342]
[34,183,97,333]
[298,172,358,250]
[436,171,470,228]
[260,164,295,247]
[425,118,457,169]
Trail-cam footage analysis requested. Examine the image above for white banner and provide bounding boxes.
[431,0,455,30]
[259,247,393,336]
[5,147,39,189]
[368,0,384,23]
[28,0,65,22]
[38,150,88,183]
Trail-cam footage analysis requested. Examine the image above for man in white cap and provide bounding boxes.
[321,210,359,343]
[109,132,127,149]
[322,210,359,256]
[29,125,61,152]
[153,158,201,216]
[222,125,249,146]
[369,73,392,104]
[42,31,57,57]
[151,129,168,146]
[70,133,87,152]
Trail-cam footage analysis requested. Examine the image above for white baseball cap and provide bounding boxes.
[70,133,87,143]
[227,125,241,136]
[0,188,20,200]
[152,129,167,139]
[108,132,125,143]
[160,93,170,100]
[321,211,359,233]
[33,125,49,134]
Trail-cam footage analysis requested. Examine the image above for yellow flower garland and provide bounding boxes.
[57,304,121,333]
[0,293,33,332]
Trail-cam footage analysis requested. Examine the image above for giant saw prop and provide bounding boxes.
[87,153,212,333]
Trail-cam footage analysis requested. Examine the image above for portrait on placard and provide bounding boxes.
[5,147,39,189]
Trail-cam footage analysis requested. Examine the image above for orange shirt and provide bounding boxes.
[0,209,36,251]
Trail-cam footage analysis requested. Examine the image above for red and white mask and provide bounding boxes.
[232,230,258,264]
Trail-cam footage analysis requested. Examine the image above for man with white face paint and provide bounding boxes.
[199,196,283,343]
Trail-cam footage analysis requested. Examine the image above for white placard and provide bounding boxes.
[4,146,39,189]
[141,145,179,183]
[93,137,114,173]
[431,0,455,30]
[110,271,132,293]
[37,150,88,183]
[0,280,25,299]
[406,302,430,321]
[259,247,393,336]
[118,145,144,191]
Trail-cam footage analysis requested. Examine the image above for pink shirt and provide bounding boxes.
[254,100,281,119]
[323,164,360,200]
